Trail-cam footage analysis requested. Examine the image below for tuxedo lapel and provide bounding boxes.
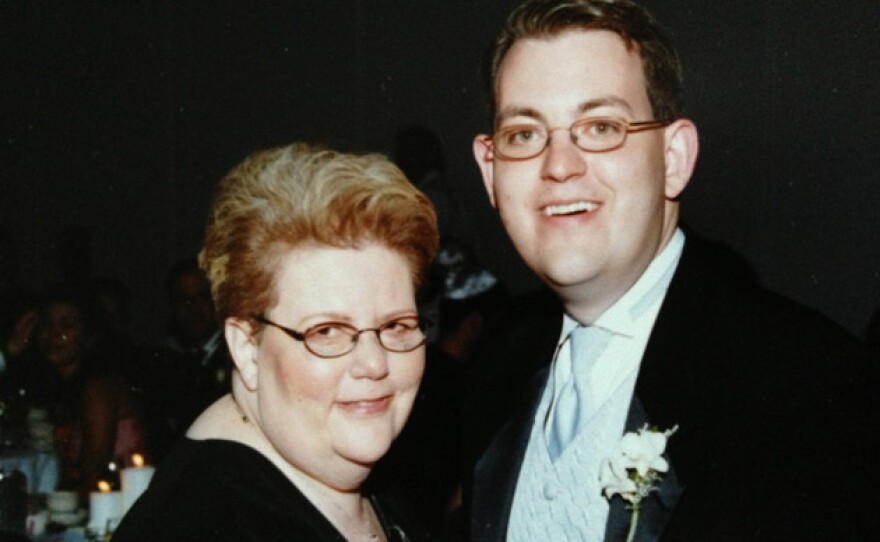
[621,236,722,540]
[599,239,711,542]
[604,395,684,541]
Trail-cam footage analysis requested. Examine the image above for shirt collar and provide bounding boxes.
[564,228,685,338]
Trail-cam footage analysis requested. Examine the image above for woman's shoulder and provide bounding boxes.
[156,438,275,481]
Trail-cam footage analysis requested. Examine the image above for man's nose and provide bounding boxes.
[540,129,587,183]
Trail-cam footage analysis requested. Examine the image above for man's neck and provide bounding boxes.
[560,226,685,325]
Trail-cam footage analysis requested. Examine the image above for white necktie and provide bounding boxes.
[547,325,612,460]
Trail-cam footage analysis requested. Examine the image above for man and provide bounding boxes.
[465,1,877,540]
[138,258,231,460]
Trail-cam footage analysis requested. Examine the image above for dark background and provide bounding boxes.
[2,0,878,343]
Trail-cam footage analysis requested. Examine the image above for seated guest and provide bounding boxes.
[0,227,34,375]
[32,285,146,498]
[112,142,438,541]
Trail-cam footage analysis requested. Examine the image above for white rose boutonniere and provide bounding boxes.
[599,424,678,542]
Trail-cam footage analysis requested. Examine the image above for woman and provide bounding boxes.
[113,143,438,541]
[33,286,146,498]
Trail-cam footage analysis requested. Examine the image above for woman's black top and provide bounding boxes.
[112,438,427,541]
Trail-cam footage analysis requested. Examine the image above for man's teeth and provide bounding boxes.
[543,201,599,216]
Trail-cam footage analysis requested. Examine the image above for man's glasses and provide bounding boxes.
[492,116,672,161]
[253,314,428,359]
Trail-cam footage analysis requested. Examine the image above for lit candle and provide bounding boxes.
[121,453,155,513]
[89,480,123,534]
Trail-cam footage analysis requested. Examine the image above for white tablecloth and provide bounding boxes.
[0,449,59,494]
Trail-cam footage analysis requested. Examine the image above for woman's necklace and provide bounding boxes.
[231,394,249,423]
[358,498,383,542]
[336,497,384,542]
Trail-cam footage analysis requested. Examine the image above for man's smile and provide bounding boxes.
[542,200,600,216]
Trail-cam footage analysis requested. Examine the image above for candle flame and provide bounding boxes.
[97,480,111,493]
[131,453,145,468]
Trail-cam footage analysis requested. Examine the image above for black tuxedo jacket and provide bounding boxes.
[464,234,878,541]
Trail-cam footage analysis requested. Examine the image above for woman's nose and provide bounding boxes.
[349,332,390,379]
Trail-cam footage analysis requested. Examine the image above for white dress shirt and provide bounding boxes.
[506,229,685,542]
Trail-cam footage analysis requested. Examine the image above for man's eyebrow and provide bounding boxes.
[495,106,546,127]
[577,96,635,115]
[495,97,636,127]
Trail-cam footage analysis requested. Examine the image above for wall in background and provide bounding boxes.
[2,0,878,341]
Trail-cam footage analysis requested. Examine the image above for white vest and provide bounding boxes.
[505,230,685,541]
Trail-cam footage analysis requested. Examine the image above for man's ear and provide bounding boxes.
[473,134,497,208]
[225,317,259,391]
[663,119,699,200]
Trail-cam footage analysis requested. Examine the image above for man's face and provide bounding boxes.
[474,30,690,320]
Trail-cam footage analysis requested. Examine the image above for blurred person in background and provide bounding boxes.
[2,284,148,500]
[137,258,232,461]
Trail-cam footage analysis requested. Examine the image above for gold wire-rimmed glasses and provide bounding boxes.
[492,116,672,160]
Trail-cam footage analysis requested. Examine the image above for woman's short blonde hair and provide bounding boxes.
[199,142,439,322]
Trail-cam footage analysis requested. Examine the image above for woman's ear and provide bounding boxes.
[663,118,700,200]
[225,317,259,391]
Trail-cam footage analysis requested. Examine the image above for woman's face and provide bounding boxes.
[236,243,424,489]
[38,302,85,371]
